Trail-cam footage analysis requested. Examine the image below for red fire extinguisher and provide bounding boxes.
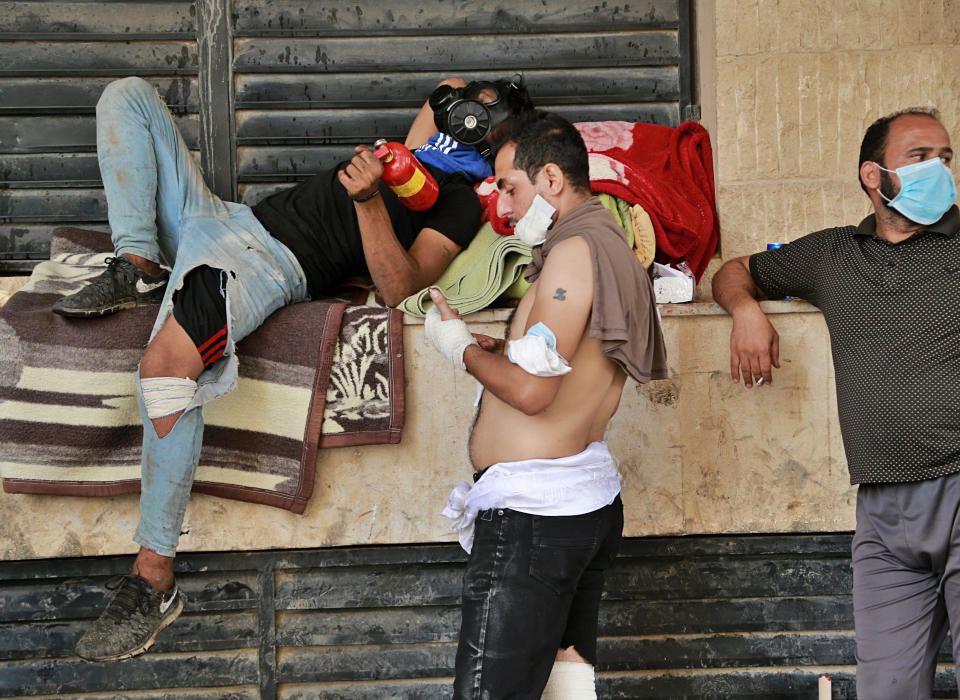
[373,139,439,211]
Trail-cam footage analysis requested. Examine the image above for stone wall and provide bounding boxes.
[706,0,960,260]
[4,1,960,559]
[3,304,860,561]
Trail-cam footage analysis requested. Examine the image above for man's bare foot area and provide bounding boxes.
[132,547,174,591]
[122,253,164,278]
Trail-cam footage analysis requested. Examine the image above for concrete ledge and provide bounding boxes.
[1,293,854,561]
[402,299,819,325]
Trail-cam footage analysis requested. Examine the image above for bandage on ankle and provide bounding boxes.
[540,660,597,699]
[424,306,478,370]
[507,321,571,377]
[140,376,197,419]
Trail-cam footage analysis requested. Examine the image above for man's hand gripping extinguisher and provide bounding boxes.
[373,139,439,211]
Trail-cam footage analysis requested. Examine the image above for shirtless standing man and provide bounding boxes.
[427,112,667,699]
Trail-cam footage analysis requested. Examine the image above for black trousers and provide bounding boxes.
[453,495,623,700]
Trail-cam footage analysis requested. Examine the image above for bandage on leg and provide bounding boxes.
[540,660,597,700]
[140,376,198,420]
[424,305,478,370]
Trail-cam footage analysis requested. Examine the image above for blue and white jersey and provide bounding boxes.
[414,132,493,183]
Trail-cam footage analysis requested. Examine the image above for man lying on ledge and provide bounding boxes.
[57,74,533,662]
[427,112,668,699]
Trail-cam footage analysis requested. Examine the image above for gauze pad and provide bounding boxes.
[513,194,556,247]
[507,322,571,377]
[424,305,478,370]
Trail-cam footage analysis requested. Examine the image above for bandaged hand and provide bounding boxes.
[425,290,478,370]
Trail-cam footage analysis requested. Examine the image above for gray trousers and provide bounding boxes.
[853,471,960,699]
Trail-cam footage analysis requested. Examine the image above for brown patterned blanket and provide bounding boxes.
[0,228,404,513]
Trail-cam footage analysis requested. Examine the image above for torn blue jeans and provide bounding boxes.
[97,77,308,557]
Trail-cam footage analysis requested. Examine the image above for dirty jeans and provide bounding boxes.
[97,77,309,557]
[453,495,623,699]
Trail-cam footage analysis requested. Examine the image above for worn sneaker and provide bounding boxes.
[75,574,184,661]
[52,256,167,317]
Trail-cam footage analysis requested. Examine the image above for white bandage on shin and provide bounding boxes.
[540,661,597,700]
[140,376,198,419]
[424,306,478,370]
[507,321,571,377]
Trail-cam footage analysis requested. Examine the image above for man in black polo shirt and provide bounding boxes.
[713,108,957,698]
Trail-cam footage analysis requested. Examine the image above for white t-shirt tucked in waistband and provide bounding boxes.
[441,441,623,553]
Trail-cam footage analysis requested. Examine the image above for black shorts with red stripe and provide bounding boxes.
[172,265,229,369]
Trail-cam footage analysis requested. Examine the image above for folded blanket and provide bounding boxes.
[597,194,657,271]
[0,228,405,513]
[598,193,635,247]
[575,121,719,281]
[398,223,532,316]
[409,138,677,319]
[629,201,657,270]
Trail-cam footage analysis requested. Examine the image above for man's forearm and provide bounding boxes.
[712,255,781,386]
[712,256,764,315]
[463,345,559,416]
[354,197,421,306]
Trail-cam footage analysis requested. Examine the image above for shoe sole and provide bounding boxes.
[52,298,159,318]
[80,595,184,662]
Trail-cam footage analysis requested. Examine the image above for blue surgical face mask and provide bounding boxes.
[874,157,957,225]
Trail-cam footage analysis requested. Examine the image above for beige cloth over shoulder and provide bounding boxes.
[525,197,668,383]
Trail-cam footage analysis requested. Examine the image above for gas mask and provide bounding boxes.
[430,78,522,158]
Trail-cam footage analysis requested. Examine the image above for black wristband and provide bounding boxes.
[351,188,381,203]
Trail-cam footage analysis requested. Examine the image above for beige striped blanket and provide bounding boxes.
[0,228,404,513]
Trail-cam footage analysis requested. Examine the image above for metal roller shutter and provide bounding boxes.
[0,0,693,270]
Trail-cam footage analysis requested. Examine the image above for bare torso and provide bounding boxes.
[469,278,627,470]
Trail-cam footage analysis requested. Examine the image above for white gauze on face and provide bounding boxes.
[513,194,556,247]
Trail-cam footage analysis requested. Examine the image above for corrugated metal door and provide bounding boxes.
[230,0,693,207]
[0,1,200,270]
[0,536,879,699]
[0,0,693,270]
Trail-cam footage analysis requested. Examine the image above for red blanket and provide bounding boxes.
[575,120,719,280]
[475,121,720,280]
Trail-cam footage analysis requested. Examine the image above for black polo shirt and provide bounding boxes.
[750,206,960,485]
